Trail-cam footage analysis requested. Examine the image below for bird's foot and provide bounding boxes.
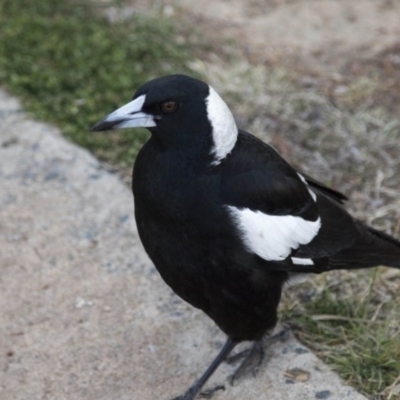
[224,348,251,365]
[229,341,264,386]
[228,328,290,386]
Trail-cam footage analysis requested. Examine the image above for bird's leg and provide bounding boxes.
[228,328,289,386]
[171,337,237,400]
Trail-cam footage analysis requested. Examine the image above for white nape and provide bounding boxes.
[206,86,238,165]
[227,206,321,262]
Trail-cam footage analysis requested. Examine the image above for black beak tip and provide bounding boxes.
[90,118,115,132]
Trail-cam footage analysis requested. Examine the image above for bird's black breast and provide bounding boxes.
[132,136,289,341]
[133,139,226,238]
[132,139,235,306]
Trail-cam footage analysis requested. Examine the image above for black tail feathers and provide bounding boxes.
[337,222,400,269]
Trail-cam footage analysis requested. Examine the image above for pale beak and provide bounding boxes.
[90,94,156,131]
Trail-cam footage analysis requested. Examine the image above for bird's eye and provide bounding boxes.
[161,101,178,113]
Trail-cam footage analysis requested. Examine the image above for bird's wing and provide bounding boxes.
[298,171,348,204]
[219,132,358,270]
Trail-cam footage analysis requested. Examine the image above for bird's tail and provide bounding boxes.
[329,222,400,270]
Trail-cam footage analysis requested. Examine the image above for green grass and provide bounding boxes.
[0,0,200,165]
[283,270,400,399]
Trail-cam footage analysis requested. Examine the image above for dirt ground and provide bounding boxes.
[157,0,400,120]
[166,0,400,73]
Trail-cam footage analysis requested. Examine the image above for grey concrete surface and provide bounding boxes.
[0,90,368,400]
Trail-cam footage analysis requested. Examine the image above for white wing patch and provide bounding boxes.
[291,257,314,265]
[227,206,321,262]
[206,86,238,165]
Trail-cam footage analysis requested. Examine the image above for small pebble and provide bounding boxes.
[75,297,85,309]
[295,347,309,354]
[119,214,130,223]
[284,368,310,382]
[316,390,332,399]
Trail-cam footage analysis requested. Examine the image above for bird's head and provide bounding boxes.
[91,74,238,164]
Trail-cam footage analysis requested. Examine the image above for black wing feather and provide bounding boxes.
[219,131,381,271]
[218,131,400,272]
[220,131,318,221]
[299,171,348,204]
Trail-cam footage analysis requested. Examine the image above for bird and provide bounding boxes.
[91,74,400,400]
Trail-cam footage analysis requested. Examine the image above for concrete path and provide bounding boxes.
[0,90,368,400]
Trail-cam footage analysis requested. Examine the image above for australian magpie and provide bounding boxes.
[91,74,400,400]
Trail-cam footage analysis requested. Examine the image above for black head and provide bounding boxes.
[91,74,238,163]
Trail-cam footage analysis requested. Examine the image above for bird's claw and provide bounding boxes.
[229,341,264,386]
[229,329,289,386]
[224,348,251,365]
[199,385,225,398]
